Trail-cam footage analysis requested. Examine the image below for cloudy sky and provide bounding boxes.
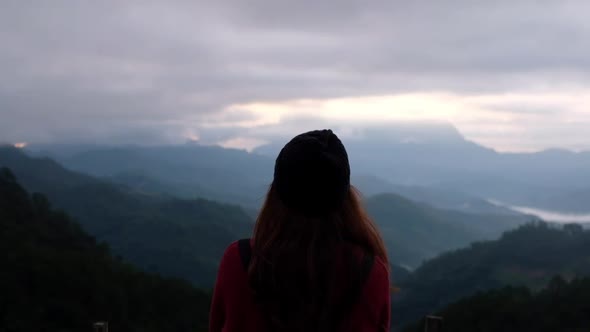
[1,0,590,152]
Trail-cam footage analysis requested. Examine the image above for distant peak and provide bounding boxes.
[351,121,465,144]
[538,148,575,155]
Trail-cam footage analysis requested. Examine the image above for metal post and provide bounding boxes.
[424,315,443,332]
[93,321,109,332]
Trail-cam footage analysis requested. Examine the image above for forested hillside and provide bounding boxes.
[365,193,528,268]
[0,168,210,332]
[403,276,590,332]
[392,222,590,329]
[0,147,253,286]
[354,174,517,215]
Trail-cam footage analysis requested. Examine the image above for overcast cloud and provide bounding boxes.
[1,0,590,150]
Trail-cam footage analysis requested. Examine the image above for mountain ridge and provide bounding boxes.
[391,222,590,329]
[0,146,253,287]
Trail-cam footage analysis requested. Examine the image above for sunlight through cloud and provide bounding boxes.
[223,89,590,152]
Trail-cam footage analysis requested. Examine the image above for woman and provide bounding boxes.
[210,129,391,332]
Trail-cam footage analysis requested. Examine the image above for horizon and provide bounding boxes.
[6,120,590,155]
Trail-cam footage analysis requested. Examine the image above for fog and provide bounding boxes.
[489,199,590,224]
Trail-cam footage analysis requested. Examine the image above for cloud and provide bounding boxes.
[1,0,590,149]
[221,89,590,152]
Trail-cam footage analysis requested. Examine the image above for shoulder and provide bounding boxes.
[224,240,241,255]
[218,241,244,276]
[221,240,241,262]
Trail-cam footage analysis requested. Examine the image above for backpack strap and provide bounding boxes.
[348,252,375,306]
[238,238,252,270]
[322,250,375,332]
[358,252,375,287]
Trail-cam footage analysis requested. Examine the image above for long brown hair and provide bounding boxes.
[249,182,389,332]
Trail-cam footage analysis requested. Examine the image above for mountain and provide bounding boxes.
[355,174,517,215]
[30,143,273,208]
[391,222,590,329]
[0,147,253,287]
[255,122,590,213]
[36,129,590,216]
[30,123,590,214]
[528,187,590,214]
[0,168,210,332]
[365,194,528,268]
[403,276,590,332]
[33,141,517,214]
[253,122,473,157]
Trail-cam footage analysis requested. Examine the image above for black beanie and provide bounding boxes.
[274,129,351,216]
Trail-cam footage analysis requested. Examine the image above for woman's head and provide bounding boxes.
[273,129,350,216]
[250,129,388,332]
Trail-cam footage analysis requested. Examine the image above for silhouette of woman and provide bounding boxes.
[210,129,391,332]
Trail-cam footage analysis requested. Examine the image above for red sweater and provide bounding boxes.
[209,241,391,332]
